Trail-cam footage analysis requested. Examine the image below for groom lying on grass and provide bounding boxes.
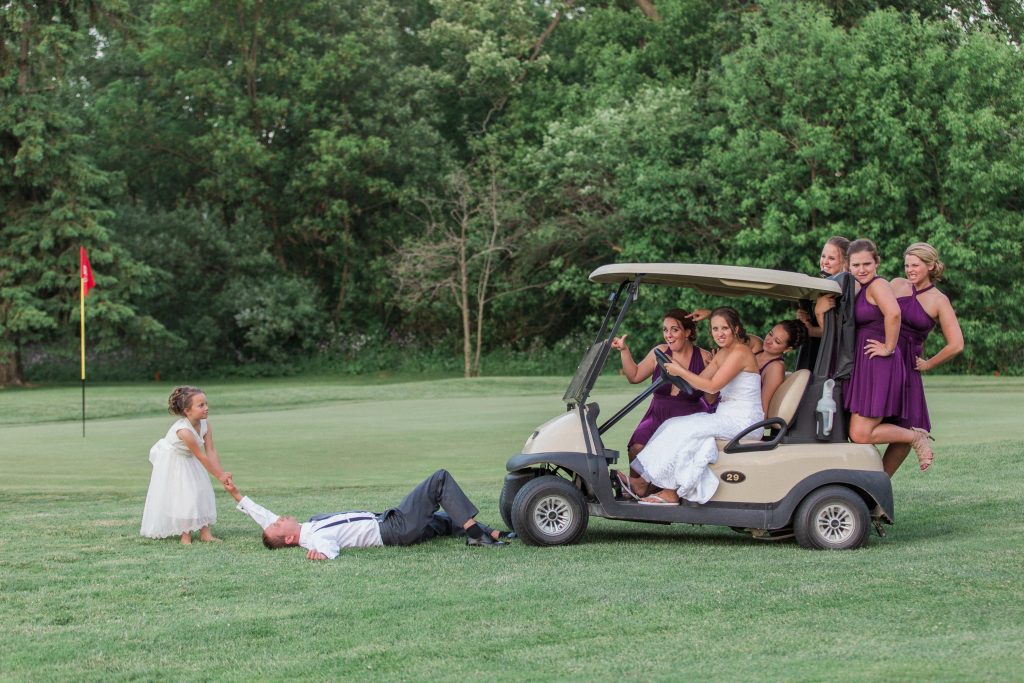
[222,469,513,560]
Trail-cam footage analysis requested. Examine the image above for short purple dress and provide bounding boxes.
[895,284,936,431]
[843,277,906,418]
[628,346,709,448]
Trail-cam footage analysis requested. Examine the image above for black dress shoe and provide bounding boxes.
[466,534,507,547]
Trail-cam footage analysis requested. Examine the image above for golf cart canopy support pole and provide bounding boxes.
[593,281,630,346]
[598,376,666,435]
[574,276,641,407]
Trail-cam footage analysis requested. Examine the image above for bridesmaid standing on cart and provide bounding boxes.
[818,239,935,467]
[882,243,963,476]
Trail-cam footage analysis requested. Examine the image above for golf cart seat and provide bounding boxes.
[716,369,811,453]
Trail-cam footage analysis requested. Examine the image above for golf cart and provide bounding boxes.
[500,263,893,550]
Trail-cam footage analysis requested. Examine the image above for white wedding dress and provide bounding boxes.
[140,418,217,538]
[634,371,764,504]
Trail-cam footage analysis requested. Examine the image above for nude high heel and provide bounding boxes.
[911,428,935,471]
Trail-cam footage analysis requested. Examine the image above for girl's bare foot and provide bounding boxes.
[198,527,220,543]
[180,532,192,545]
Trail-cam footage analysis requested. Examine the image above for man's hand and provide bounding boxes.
[218,471,233,485]
[221,476,242,502]
[306,549,328,561]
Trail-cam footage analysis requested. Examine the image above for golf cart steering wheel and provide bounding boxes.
[653,348,695,396]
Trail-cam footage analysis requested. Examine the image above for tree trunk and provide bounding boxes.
[0,349,25,386]
[334,213,351,321]
[634,0,662,21]
[18,19,32,94]
[472,170,501,376]
[459,224,473,378]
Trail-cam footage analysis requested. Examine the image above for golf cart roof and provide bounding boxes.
[589,263,840,301]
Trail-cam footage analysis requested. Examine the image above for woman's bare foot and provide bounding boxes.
[628,475,653,498]
[639,490,680,505]
[198,527,220,542]
[180,532,192,545]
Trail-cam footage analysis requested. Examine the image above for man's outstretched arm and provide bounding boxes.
[223,478,280,529]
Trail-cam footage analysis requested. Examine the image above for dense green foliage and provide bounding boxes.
[2,376,1023,679]
[2,0,1021,383]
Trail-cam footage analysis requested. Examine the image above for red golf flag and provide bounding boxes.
[80,247,95,296]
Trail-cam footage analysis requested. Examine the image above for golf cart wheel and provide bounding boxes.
[511,475,589,547]
[499,475,532,530]
[793,485,870,550]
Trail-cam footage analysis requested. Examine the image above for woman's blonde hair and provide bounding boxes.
[824,236,850,270]
[904,242,945,281]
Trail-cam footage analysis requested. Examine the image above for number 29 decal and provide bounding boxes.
[720,471,746,484]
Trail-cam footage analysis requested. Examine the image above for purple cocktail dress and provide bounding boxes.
[628,346,709,449]
[843,277,905,418]
[895,284,937,431]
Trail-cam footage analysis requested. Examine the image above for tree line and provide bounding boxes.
[2,0,1022,385]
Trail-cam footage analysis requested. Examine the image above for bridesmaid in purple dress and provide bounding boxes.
[754,319,808,414]
[830,239,934,465]
[609,308,713,496]
[882,243,964,476]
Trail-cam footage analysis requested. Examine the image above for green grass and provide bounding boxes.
[1,375,1023,681]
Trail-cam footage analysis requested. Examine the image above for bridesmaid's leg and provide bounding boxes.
[882,443,912,477]
[626,443,643,477]
[850,415,933,470]
[625,443,659,496]
[849,414,913,445]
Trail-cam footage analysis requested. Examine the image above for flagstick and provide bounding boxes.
[81,273,86,438]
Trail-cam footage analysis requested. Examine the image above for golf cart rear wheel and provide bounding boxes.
[511,475,589,547]
[793,485,870,550]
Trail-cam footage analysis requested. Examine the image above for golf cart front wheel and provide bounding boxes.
[511,475,589,547]
[793,485,870,550]
[499,474,532,530]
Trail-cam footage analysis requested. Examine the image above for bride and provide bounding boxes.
[623,307,765,505]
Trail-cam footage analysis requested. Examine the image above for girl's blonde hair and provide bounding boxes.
[168,386,204,416]
[904,242,945,281]
[824,236,851,270]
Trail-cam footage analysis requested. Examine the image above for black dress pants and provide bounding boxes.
[377,469,479,546]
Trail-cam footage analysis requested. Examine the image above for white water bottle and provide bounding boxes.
[815,379,837,438]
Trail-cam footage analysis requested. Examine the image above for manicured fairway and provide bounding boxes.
[1,375,1022,681]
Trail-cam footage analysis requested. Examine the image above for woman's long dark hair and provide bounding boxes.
[710,306,748,343]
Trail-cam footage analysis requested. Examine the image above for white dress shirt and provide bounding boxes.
[298,512,384,559]
[236,496,280,529]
